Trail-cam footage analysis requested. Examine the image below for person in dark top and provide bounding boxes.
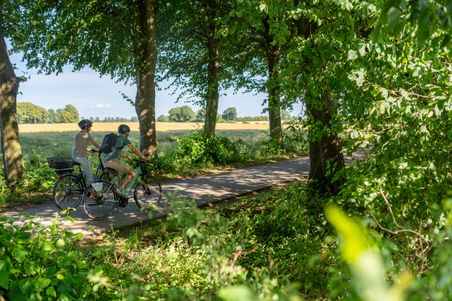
[103,124,147,197]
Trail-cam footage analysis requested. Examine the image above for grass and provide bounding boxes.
[1,128,306,204]
[79,181,340,300]
[19,129,271,161]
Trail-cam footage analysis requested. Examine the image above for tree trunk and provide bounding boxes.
[134,0,157,155]
[262,17,283,142]
[306,93,344,195]
[0,28,25,188]
[204,0,220,138]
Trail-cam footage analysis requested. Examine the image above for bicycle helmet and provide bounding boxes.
[118,124,131,134]
[78,119,93,130]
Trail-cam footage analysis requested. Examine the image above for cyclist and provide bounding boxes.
[103,124,148,197]
[72,119,100,187]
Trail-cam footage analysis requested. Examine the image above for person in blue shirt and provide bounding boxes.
[103,124,147,197]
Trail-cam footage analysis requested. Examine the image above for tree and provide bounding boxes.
[7,0,158,155]
[168,106,196,122]
[225,1,284,142]
[195,108,205,122]
[57,104,79,123]
[158,0,239,137]
[0,0,25,188]
[281,110,291,121]
[157,114,169,122]
[222,107,237,121]
[46,109,59,123]
[17,102,49,123]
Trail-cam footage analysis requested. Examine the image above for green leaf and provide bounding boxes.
[46,286,57,298]
[386,7,402,34]
[0,260,10,289]
[42,242,52,252]
[36,278,52,291]
[218,286,258,301]
[56,239,65,248]
[12,248,27,263]
[74,233,84,240]
[325,205,374,264]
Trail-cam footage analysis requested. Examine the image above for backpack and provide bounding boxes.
[99,133,118,154]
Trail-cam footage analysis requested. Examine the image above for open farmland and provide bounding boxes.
[18,121,270,133]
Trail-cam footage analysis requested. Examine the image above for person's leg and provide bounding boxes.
[73,156,93,186]
[117,162,135,191]
[104,160,135,191]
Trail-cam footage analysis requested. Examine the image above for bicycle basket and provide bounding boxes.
[48,157,74,175]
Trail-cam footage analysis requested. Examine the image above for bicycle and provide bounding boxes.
[48,150,106,210]
[82,159,162,220]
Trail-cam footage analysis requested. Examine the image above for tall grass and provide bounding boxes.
[15,130,270,162]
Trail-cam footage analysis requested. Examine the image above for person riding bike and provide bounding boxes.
[72,119,100,187]
[103,124,148,197]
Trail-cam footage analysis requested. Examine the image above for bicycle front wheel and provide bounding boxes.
[134,176,162,210]
[53,175,84,210]
[83,181,117,220]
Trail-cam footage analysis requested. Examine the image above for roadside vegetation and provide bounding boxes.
[1,176,449,300]
[0,126,308,204]
[0,0,450,300]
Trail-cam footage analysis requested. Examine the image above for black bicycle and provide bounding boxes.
[82,159,162,219]
[48,151,106,210]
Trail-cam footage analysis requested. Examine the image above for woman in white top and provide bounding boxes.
[72,119,100,186]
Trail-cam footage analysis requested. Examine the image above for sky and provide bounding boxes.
[9,47,303,119]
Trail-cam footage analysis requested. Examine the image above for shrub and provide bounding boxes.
[0,215,103,300]
[170,131,239,169]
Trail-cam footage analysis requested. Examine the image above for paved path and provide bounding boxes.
[1,157,310,236]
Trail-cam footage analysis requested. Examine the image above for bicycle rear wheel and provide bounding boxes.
[83,181,117,219]
[134,176,162,210]
[53,174,84,210]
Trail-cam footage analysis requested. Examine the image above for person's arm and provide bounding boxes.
[88,134,100,149]
[126,144,148,161]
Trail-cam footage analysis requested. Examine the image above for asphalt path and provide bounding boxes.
[1,157,310,236]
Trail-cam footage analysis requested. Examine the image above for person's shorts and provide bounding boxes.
[104,159,134,174]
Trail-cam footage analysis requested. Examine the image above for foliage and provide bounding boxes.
[157,0,238,104]
[326,205,412,301]
[17,102,81,124]
[17,102,49,124]
[5,0,136,81]
[0,215,98,300]
[222,107,237,121]
[168,105,196,122]
[1,129,307,202]
[166,131,240,168]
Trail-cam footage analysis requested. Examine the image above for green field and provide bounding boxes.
[19,129,270,161]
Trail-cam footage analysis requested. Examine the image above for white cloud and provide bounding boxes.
[90,103,113,109]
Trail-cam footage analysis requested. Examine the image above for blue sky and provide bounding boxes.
[10,47,303,119]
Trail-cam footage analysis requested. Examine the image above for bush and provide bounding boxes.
[170,131,239,169]
[0,216,102,300]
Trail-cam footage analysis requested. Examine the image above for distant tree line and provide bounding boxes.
[17,102,143,124]
[17,102,79,124]
[158,106,294,123]
[86,116,138,123]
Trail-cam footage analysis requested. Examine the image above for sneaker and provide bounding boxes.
[118,197,128,207]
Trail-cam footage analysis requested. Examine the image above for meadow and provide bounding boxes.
[19,129,271,161]
[2,123,307,201]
